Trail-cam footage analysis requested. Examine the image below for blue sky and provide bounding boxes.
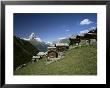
[14,13,97,42]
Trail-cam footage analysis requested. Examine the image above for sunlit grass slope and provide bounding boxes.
[14,45,97,75]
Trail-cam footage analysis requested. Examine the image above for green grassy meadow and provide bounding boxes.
[14,45,97,75]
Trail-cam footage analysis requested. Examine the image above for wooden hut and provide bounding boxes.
[47,46,58,61]
[47,50,58,58]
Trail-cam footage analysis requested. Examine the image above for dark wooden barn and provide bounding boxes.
[47,50,58,58]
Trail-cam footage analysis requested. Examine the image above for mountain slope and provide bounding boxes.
[29,39,48,52]
[14,36,39,70]
[14,44,97,75]
[59,38,70,44]
[23,32,48,52]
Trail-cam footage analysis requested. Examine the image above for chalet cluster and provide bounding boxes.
[69,29,97,45]
[47,43,69,60]
[32,43,69,62]
[32,29,97,62]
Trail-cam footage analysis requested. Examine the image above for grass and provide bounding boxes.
[14,44,97,75]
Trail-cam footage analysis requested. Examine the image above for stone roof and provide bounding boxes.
[32,56,40,58]
[56,43,69,46]
[37,52,45,56]
[49,44,55,47]
[87,33,97,35]
[44,52,48,55]
[48,47,56,49]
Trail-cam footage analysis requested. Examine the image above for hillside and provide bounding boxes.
[29,39,49,52]
[14,36,39,70]
[14,44,97,75]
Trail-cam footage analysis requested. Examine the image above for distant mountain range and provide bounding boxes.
[52,38,70,45]
[23,32,71,48]
[14,36,39,70]
[59,38,70,44]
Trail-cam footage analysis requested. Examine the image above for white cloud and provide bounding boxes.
[87,26,96,32]
[58,37,67,40]
[79,29,89,36]
[80,19,93,25]
[79,26,96,36]
[90,27,96,29]
[65,29,70,32]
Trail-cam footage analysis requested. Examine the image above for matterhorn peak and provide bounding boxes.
[29,32,36,40]
[30,32,43,42]
[23,32,42,42]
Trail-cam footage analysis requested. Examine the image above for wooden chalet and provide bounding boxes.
[47,46,58,60]
[47,50,58,58]
[69,31,97,45]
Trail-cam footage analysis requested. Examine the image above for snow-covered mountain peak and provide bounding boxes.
[29,32,36,40]
[23,32,42,42]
